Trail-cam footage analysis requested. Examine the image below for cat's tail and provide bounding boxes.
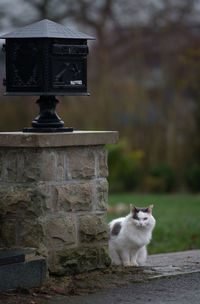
[137,246,147,266]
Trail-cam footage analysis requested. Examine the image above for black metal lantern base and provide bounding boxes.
[23,96,73,133]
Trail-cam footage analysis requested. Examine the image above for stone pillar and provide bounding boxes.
[0,131,118,275]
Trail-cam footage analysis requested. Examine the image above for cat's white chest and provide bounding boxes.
[123,223,151,248]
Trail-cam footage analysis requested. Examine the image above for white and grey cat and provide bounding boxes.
[108,204,156,266]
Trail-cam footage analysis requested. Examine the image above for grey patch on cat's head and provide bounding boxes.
[131,206,149,219]
[111,222,122,236]
[136,207,149,213]
[130,204,154,219]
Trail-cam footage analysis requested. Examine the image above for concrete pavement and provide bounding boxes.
[47,250,200,304]
[47,272,200,304]
[0,250,200,304]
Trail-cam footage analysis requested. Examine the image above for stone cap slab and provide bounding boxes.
[0,131,119,148]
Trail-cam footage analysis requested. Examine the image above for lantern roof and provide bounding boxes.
[0,19,95,40]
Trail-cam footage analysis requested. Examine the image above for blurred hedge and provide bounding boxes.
[185,165,200,192]
[107,139,144,192]
[145,164,176,193]
[107,139,178,193]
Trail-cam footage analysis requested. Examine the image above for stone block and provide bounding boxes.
[0,150,18,182]
[78,214,108,243]
[66,147,95,179]
[46,215,76,250]
[0,131,118,147]
[0,149,22,182]
[19,218,46,249]
[22,149,56,182]
[97,146,108,177]
[55,149,65,181]
[0,221,16,247]
[49,246,111,275]
[0,184,51,249]
[0,216,46,249]
[52,182,93,211]
[0,184,51,217]
[0,151,3,180]
[95,179,109,211]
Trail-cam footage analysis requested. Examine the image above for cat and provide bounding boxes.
[108,204,156,266]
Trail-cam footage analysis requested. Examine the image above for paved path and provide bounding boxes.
[47,250,200,304]
[146,249,200,278]
[0,250,200,304]
[48,272,200,304]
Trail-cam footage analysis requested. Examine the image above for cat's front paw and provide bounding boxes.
[130,261,139,267]
[123,262,131,267]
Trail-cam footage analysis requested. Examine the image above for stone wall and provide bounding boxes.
[0,131,118,275]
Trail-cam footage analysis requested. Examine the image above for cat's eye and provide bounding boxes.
[143,217,148,220]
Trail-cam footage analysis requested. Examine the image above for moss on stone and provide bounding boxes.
[49,246,111,275]
[0,222,16,246]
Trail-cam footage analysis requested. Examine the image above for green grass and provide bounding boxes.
[108,193,200,254]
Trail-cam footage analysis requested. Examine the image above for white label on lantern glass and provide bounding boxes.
[70,80,82,85]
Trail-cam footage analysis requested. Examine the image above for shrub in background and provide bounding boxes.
[185,165,200,192]
[107,140,178,193]
[144,175,166,193]
[107,139,144,192]
[146,163,176,192]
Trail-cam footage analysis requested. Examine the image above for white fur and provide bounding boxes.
[108,207,156,266]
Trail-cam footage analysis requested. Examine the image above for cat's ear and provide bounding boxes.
[148,205,154,213]
[130,204,135,213]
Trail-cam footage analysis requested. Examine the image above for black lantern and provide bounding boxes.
[0,19,95,132]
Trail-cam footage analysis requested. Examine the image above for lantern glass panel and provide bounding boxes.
[52,59,85,89]
[7,39,42,92]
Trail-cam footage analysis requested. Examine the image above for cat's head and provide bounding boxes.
[129,204,155,228]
